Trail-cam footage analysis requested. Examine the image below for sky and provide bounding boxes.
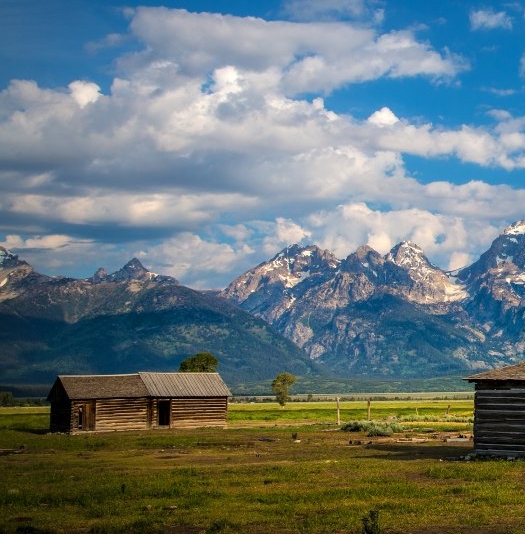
[2,0,525,289]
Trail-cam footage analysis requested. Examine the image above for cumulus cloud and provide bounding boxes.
[367,106,399,127]
[69,81,101,108]
[126,8,467,95]
[469,9,512,31]
[0,7,524,287]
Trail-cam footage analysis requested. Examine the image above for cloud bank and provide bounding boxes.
[1,7,525,287]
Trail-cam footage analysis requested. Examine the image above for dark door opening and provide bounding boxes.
[78,402,95,431]
[158,400,171,426]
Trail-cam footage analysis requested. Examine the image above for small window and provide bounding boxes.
[158,400,170,426]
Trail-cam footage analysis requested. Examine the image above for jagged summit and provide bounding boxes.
[221,244,340,308]
[0,247,27,269]
[105,258,150,282]
[6,218,525,386]
[387,241,427,267]
[90,258,179,284]
[503,220,525,236]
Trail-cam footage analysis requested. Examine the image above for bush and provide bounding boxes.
[341,420,404,437]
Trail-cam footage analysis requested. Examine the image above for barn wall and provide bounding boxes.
[474,389,525,456]
[94,398,150,432]
[171,397,228,428]
[49,401,73,433]
[149,397,228,429]
[69,398,149,434]
[56,396,228,434]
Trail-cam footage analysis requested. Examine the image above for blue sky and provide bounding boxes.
[2,0,525,288]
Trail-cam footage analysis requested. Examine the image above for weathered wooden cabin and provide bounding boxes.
[466,362,525,457]
[47,372,231,434]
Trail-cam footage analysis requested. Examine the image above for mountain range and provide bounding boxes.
[0,249,314,395]
[221,220,525,380]
[3,219,525,395]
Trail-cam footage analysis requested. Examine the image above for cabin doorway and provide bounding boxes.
[158,400,171,426]
[78,402,95,431]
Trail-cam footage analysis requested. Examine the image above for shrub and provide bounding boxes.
[362,509,381,534]
[341,420,404,437]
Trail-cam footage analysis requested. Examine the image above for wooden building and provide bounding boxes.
[466,362,525,457]
[47,372,231,434]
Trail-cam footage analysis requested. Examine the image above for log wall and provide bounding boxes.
[150,397,228,429]
[64,397,228,434]
[171,397,227,428]
[70,398,150,434]
[474,389,525,456]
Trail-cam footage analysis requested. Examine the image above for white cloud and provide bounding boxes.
[135,234,254,289]
[469,9,512,31]
[69,81,101,108]
[1,234,77,250]
[126,8,466,96]
[367,106,399,127]
[281,0,383,22]
[304,202,501,273]
[262,217,312,255]
[1,7,525,288]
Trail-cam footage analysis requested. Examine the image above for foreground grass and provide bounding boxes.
[2,402,525,533]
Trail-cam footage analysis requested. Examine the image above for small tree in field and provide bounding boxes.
[272,372,297,406]
[179,352,218,372]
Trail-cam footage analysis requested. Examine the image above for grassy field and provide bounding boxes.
[1,400,525,534]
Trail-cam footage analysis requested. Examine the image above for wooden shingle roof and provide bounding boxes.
[53,374,149,400]
[466,361,525,382]
[48,372,231,400]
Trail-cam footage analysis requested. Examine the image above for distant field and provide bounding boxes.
[2,400,525,534]
[228,399,474,428]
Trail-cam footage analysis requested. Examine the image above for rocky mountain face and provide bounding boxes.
[5,219,525,393]
[0,249,314,391]
[221,221,525,378]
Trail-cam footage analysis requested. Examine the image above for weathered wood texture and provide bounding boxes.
[149,398,227,429]
[47,372,231,434]
[70,398,150,434]
[474,389,525,456]
[171,397,227,428]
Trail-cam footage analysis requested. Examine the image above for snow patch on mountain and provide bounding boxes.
[504,220,525,236]
[0,247,18,266]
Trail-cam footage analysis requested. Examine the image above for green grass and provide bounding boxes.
[227,399,474,426]
[2,401,525,534]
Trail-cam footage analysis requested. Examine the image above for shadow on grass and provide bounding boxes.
[363,442,474,460]
[11,427,48,435]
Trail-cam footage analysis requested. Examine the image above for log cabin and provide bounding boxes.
[466,361,525,457]
[47,372,231,434]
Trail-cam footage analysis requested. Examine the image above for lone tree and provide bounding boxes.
[179,352,218,372]
[272,372,297,406]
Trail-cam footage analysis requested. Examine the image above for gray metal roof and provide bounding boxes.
[139,372,231,397]
[50,372,231,400]
[466,361,525,382]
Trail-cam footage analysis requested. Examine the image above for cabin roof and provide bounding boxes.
[139,372,231,398]
[48,372,231,400]
[465,361,525,382]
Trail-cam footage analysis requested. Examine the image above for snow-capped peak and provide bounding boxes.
[503,220,525,236]
[387,241,427,268]
[0,247,26,269]
[0,247,16,266]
